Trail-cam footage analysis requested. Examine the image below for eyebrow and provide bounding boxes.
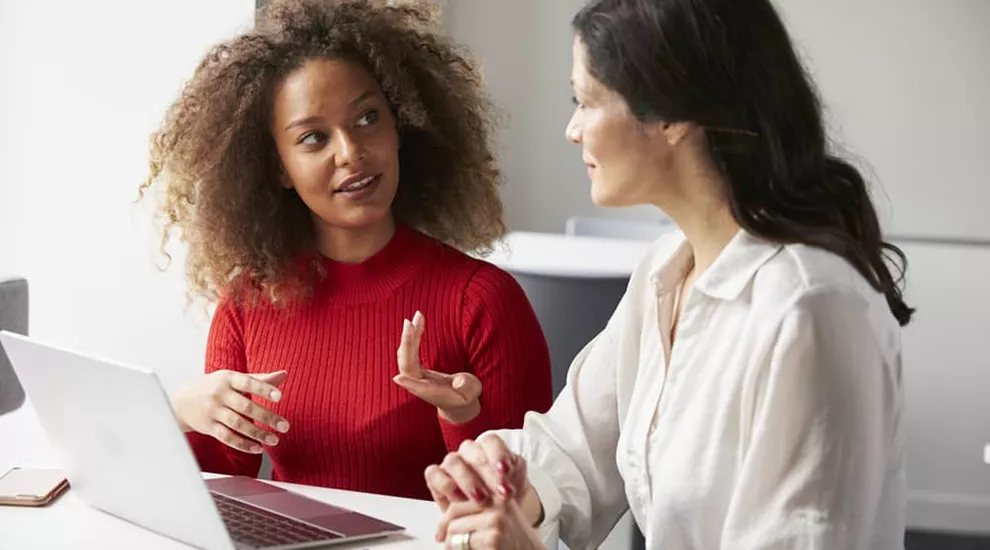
[283,90,377,131]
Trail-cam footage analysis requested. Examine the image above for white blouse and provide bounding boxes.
[496,230,906,550]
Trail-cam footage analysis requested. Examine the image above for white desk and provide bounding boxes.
[1,403,441,549]
[483,231,652,279]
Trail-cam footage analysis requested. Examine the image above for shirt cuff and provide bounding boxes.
[438,408,492,449]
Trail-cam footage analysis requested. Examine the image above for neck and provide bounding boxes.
[652,161,740,275]
[314,215,397,263]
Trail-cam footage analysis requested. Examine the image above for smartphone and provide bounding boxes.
[0,467,69,507]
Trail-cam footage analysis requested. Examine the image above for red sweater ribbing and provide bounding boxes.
[186,225,553,500]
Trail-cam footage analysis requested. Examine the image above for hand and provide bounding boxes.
[439,499,547,550]
[393,311,483,424]
[426,434,530,520]
[172,370,290,454]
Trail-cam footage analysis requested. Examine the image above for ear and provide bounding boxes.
[660,121,693,147]
[277,163,293,189]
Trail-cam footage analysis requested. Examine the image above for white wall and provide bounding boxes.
[445,0,665,234]
[0,0,256,393]
[448,0,990,240]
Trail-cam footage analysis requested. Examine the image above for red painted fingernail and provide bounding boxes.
[497,482,513,497]
[472,488,487,502]
[495,459,510,473]
[454,488,468,500]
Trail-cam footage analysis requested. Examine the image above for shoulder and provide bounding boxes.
[755,243,901,358]
[414,230,524,294]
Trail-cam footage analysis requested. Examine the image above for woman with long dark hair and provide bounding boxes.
[422,0,912,548]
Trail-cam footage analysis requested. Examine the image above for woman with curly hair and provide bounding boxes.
[139,0,552,500]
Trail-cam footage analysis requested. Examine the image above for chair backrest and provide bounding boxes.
[509,272,628,398]
[0,277,28,415]
[565,215,675,242]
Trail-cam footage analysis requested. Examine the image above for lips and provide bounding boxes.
[334,172,380,194]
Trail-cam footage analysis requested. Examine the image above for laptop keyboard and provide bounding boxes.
[211,492,343,549]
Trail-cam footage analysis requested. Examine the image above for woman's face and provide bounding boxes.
[565,37,675,208]
[270,58,400,232]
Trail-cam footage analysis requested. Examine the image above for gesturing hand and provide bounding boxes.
[392,311,483,424]
[172,370,290,454]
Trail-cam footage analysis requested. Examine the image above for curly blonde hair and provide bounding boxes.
[140,0,504,304]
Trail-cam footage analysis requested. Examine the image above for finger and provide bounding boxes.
[436,499,486,542]
[396,318,423,378]
[427,483,450,512]
[221,391,290,434]
[420,370,476,406]
[450,372,482,403]
[458,439,502,495]
[477,433,512,472]
[447,528,502,550]
[441,452,492,504]
[392,373,462,411]
[425,464,468,510]
[227,372,283,402]
[209,421,264,454]
[251,370,288,387]
[214,406,279,447]
[477,434,520,498]
[444,504,512,549]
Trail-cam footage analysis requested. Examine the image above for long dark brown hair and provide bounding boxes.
[574,0,913,325]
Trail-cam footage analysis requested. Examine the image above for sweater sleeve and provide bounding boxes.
[438,263,554,450]
[185,295,263,478]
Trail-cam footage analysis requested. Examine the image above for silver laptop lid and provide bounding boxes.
[0,331,234,550]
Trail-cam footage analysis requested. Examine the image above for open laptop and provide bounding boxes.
[0,331,405,550]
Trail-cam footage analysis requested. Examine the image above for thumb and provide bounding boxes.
[251,370,288,386]
[451,373,482,404]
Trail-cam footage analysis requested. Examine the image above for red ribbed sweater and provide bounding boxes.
[186,225,553,500]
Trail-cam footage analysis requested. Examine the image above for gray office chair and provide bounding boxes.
[508,218,674,397]
[0,277,29,415]
[511,272,629,398]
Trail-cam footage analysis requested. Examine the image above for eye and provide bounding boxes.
[356,109,379,127]
[298,131,327,146]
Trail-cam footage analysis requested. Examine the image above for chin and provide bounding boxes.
[590,182,621,208]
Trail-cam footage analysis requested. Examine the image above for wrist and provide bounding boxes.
[522,482,544,527]
[170,398,193,433]
[437,400,481,424]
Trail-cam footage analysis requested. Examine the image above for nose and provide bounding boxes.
[333,130,366,167]
[565,110,581,144]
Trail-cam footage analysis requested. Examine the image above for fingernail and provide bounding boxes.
[276,420,290,433]
[498,482,513,497]
[453,377,465,389]
[454,488,468,500]
[413,311,423,325]
[249,445,263,454]
[472,488,487,502]
[270,389,282,402]
[495,459,510,473]
[266,435,278,446]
